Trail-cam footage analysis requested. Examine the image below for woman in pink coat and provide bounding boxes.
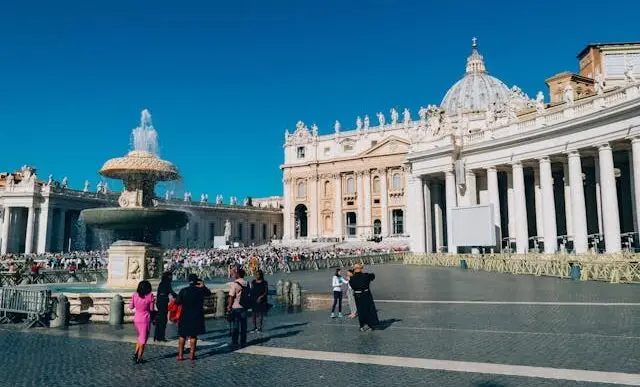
[130,280,155,364]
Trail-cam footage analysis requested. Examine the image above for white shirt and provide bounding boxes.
[332,275,345,292]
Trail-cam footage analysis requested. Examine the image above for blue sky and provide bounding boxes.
[0,1,638,199]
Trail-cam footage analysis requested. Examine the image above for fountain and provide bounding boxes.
[81,109,189,288]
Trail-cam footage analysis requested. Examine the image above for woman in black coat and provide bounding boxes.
[176,274,211,360]
[154,272,177,342]
[349,264,379,332]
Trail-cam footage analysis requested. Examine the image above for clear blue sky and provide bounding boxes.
[0,1,637,199]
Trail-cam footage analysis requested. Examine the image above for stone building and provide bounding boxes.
[282,39,640,255]
[0,168,283,254]
[406,40,640,254]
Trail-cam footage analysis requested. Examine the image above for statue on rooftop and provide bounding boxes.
[403,108,411,125]
[563,83,574,105]
[594,72,605,95]
[376,112,385,127]
[224,219,232,242]
[363,115,370,130]
[311,123,318,137]
[624,60,636,84]
[61,177,68,188]
[83,180,90,192]
[356,116,362,131]
[535,91,545,115]
[334,120,341,134]
[418,106,428,122]
[390,108,399,126]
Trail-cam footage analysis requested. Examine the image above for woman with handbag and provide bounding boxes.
[130,280,155,364]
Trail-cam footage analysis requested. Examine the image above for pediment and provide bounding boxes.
[360,136,410,157]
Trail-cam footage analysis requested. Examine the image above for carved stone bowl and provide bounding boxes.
[99,150,180,181]
[80,207,189,231]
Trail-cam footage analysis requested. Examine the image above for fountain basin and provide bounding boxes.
[81,207,189,231]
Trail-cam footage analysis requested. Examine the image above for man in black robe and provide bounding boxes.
[348,264,379,331]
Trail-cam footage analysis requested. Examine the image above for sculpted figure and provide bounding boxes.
[224,219,232,242]
[61,177,68,188]
[97,181,104,193]
[418,106,428,122]
[165,190,170,200]
[624,60,636,84]
[363,115,370,130]
[485,103,496,126]
[563,84,574,104]
[535,91,545,115]
[128,259,141,280]
[403,108,411,124]
[184,192,190,202]
[356,116,362,130]
[47,174,53,186]
[376,112,385,126]
[201,193,206,202]
[594,72,605,95]
[334,120,341,134]
[311,123,318,137]
[390,108,399,125]
[6,174,14,187]
[83,180,90,192]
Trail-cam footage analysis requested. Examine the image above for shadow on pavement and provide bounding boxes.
[375,318,402,330]
[475,381,507,387]
[267,322,308,332]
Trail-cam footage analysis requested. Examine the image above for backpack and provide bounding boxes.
[236,281,252,309]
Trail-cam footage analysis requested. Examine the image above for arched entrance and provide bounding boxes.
[294,204,308,238]
[346,212,357,237]
[392,209,404,235]
[373,219,382,235]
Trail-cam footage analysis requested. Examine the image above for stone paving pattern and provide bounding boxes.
[0,265,638,387]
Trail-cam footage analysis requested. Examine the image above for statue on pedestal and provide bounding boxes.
[83,180,90,192]
[418,106,428,122]
[311,123,318,137]
[97,181,104,193]
[363,115,370,130]
[390,108,399,126]
[595,72,605,95]
[563,84,574,105]
[535,91,545,115]
[224,219,232,243]
[47,175,53,186]
[61,177,68,188]
[376,112,385,127]
[624,60,636,84]
[403,108,411,125]
[356,116,362,131]
[334,120,341,134]
[216,194,223,205]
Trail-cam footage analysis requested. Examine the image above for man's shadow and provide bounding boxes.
[475,382,507,387]
[196,329,303,359]
[200,322,308,341]
[375,318,402,330]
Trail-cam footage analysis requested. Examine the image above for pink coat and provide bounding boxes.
[130,293,155,324]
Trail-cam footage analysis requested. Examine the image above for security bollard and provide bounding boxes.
[215,289,226,318]
[291,282,302,308]
[276,279,284,298]
[50,294,70,328]
[109,294,124,326]
[283,280,292,305]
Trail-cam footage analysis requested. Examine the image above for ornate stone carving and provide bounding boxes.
[128,258,141,280]
[311,123,319,137]
[146,257,157,279]
[403,108,411,126]
[377,112,385,126]
[224,219,232,242]
[286,121,313,146]
[118,190,143,208]
[418,106,428,122]
[624,60,636,84]
[595,72,605,95]
[390,108,399,126]
[356,116,363,131]
[334,120,341,134]
[563,84,574,105]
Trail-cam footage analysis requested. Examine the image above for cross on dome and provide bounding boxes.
[466,37,486,74]
[472,37,477,48]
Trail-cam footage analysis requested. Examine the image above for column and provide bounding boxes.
[631,138,640,235]
[309,176,319,239]
[562,161,573,238]
[1,207,11,255]
[568,151,588,253]
[466,170,477,206]
[506,171,515,242]
[533,168,544,238]
[333,173,343,238]
[364,170,372,237]
[357,171,365,236]
[598,144,621,253]
[539,157,558,253]
[408,176,426,252]
[486,166,501,248]
[423,179,433,252]
[37,204,52,253]
[380,168,389,237]
[24,206,35,254]
[445,170,457,254]
[57,209,66,252]
[512,162,529,253]
[432,181,444,252]
[282,178,291,240]
[594,156,603,235]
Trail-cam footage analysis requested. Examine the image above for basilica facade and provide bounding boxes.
[282,40,640,255]
[0,169,283,255]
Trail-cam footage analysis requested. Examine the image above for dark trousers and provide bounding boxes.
[154,297,169,340]
[331,291,343,313]
[231,308,247,346]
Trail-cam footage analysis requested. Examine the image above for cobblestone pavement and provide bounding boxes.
[1,265,638,386]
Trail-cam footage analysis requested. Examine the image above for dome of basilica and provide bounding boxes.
[440,39,511,116]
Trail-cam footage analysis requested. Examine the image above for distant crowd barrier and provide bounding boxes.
[0,287,52,328]
[0,269,107,287]
[404,253,640,284]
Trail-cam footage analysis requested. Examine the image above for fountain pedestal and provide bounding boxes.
[106,240,163,289]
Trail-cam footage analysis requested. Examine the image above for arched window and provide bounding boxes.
[324,215,332,232]
[372,176,380,194]
[392,173,401,190]
[346,177,355,193]
[324,180,331,196]
[296,181,306,198]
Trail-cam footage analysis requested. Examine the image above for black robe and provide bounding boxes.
[176,284,211,338]
[349,272,379,328]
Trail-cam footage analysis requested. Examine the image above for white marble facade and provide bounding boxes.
[282,40,640,254]
[0,170,283,255]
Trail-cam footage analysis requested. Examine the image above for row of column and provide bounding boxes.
[412,141,638,254]
[1,205,62,255]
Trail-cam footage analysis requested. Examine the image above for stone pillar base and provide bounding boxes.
[107,240,163,289]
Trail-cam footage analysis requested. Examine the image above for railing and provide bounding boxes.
[0,287,52,328]
[403,253,640,284]
[0,269,107,287]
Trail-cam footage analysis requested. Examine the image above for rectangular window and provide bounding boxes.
[374,199,380,204]
[324,147,331,156]
[297,146,305,159]
[343,143,353,152]
[250,224,255,240]
[371,141,377,147]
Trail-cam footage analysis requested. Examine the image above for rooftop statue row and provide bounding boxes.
[162,191,253,207]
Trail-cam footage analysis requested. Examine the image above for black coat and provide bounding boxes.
[176,284,211,338]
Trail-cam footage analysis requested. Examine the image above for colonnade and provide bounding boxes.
[411,140,640,254]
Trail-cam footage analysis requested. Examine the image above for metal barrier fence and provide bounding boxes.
[404,253,640,284]
[0,287,52,328]
[0,269,107,287]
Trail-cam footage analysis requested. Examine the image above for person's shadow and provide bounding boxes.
[475,382,507,387]
[196,329,303,359]
[375,318,402,330]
